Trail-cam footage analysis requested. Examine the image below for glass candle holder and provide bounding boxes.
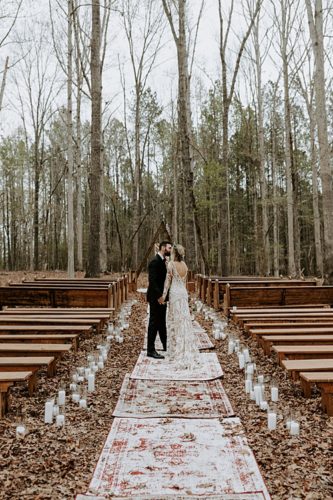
[16,421,27,439]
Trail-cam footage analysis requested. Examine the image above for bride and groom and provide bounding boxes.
[146,240,199,368]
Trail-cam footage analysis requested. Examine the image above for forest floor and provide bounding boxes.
[0,271,332,499]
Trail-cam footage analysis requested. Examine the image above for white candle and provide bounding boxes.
[92,364,98,373]
[250,390,255,400]
[44,401,54,424]
[260,400,268,411]
[246,364,254,375]
[98,361,104,369]
[118,336,124,344]
[290,421,300,436]
[271,387,279,402]
[79,399,87,409]
[72,373,79,383]
[245,379,252,393]
[214,331,220,340]
[58,390,66,406]
[243,348,250,363]
[56,414,65,427]
[102,350,108,361]
[69,383,77,391]
[72,393,80,403]
[84,368,91,379]
[254,384,262,405]
[88,373,95,392]
[267,411,277,430]
[232,306,237,312]
[16,425,26,439]
[238,353,245,369]
[257,375,264,384]
[228,340,234,354]
[53,404,59,416]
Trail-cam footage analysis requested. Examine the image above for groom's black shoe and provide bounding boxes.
[147,350,165,359]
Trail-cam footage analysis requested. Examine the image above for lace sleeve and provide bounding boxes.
[162,262,173,300]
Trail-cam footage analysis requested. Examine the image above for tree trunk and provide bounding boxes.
[86,0,101,277]
[67,0,75,278]
[0,56,9,112]
[305,0,333,281]
[75,35,83,271]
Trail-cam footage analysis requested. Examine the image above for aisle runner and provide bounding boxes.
[82,417,270,499]
[113,375,234,418]
[131,351,223,381]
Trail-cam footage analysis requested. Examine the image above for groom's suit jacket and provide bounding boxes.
[147,254,168,303]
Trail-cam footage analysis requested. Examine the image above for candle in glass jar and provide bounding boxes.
[260,400,268,411]
[254,384,262,405]
[243,348,250,363]
[16,425,26,439]
[98,361,104,369]
[56,414,65,427]
[58,390,66,406]
[72,393,80,403]
[257,374,264,384]
[238,353,245,369]
[267,411,277,430]
[245,379,252,393]
[250,390,255,400]
[228,340,234,354]
[290,421,300,436]
[79,398,87,409]
[88,373,95,392]
[44,400,54,424]
[271,386,279,402]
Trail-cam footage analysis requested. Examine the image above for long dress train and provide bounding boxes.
[162,261,200,370]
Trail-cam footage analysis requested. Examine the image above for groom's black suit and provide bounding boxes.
[147,254,168,354]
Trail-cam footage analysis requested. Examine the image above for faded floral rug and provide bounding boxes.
[79,417,270,499]
[113,375,234,418]
[143,322,214,351]
[130,351,223,381]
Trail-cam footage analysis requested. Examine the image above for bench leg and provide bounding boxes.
[28,372,37,396]
[47,359,57,377]
[300,378,312,398]
[318,384,333,416]
[0,391,8,418]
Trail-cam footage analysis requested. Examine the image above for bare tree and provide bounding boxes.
[67,0,75,277]
[305,0,333,282]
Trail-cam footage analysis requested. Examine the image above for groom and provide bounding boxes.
[146,240,172,359]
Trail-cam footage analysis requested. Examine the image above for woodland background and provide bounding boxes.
[0,0,333,278]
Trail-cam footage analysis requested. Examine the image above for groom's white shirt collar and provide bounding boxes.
[157,252,164,260]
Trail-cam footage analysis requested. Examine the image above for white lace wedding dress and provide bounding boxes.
[162,261,200,370]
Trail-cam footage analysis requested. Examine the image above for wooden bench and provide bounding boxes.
[244,320,333,332]
[261,334,333,355]
[273,345,333,363]
[224,285,333,314]
[0,334,79,351]
[299,372,333,416]
[0,325,92,337]
[0,356,56,377]
[0,371,34,417]
[281,359,333,381]
[0,343,72,360]
[233,312,333,328]
[0,287,115,309]
[248,326,333,340]
[4,307,114,319]
[0,316,105,333]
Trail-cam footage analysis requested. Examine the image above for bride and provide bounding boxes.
[161,244,200,369]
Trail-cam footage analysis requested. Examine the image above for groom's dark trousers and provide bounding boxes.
[147,254,168,353]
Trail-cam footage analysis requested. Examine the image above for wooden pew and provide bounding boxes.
[281,359,333,381]
[299,372,333,416]
[4,308,114,319]
[0,286,114,309]
[0,343,72,359]
[0,325,92,336]
[0,356,56,377]
[248,326,333,340]
[273,345,333,363]
[0,372,33,417]
[244,321,333,332]
[0,316,105,333]
[233,311,333,328]
[0,334,79,351]
[224,285,333,313]
[261,334,333,355]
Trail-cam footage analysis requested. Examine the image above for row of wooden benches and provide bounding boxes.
[195,275,333,313]
[0,276,129,310]
[230,306,333,416]
[0,307,116,418]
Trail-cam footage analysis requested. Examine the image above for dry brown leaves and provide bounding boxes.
[0,277,146,499]
[198,313,333,500]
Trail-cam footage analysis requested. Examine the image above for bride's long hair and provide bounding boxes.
[171,244,185,262]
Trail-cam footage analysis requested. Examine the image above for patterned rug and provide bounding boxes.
[130,352,223,381]
[113,375,234,418]
[77,494,267,499]
[81,417,270,499]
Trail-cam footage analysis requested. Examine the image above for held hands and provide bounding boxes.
[158,296,165,305]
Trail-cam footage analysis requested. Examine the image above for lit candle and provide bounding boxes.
[267,411,277,430]
[58,390,66,406]
[16,425,26,439]
[98,361,104,369]
[246,363,254,376]
[214,330,220,340]
[56,414,65,427]
[228,340,234,354]
[257,374,264,384]
[72,373,79,383]
[250,390,255,400]
[72,393,80,403]
[232,306,237,312]
[254,384,262,405]
[44,401,54,424]
[238,353,245,369]
[260,400,268,411]
[79,399,87,409]
[243,348,250,363]
[84,368,91,380]
[271,386,279,402]
[70,382,77,392]
[118,336,124,344]
[78,376,85,383]
[245,379,252,393]
[53,404,59,417]
[92,364,98,373]
[88,373,95,392]
[290,421,300,436]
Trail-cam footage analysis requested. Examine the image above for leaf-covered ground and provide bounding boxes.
[0,272,332,499]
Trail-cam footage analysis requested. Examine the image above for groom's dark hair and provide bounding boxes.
[159,240,171,250]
